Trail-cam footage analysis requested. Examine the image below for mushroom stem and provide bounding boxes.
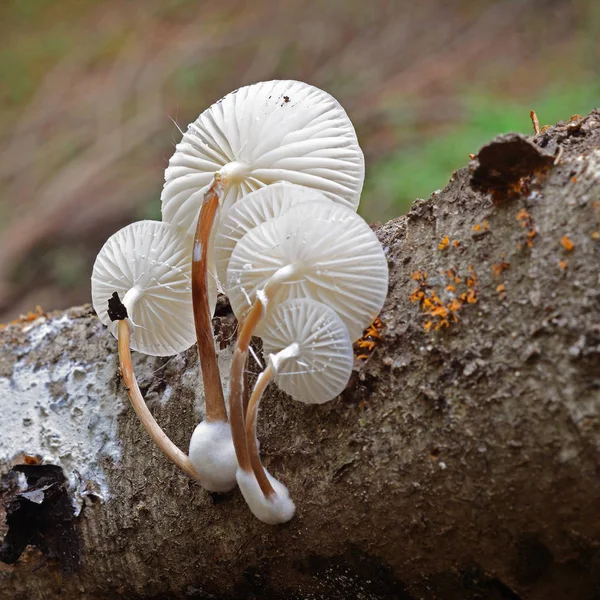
[192,174,228,423]
[228,263,303,477]
[246,344,300,498]
[117,320,201,481]
[245,363,276,497]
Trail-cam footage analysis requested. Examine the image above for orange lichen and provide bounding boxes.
[559,259,568,270]
[472,221,489,233]
[446,267,462,285]
[592,232,600,241]
[410,266,478,333]
[561,235,574,251]
[496,284,505,294]
[466,266,478,289]
[516,208,536,248]
[491,260,510,278]
[354,317,385,360]
[452,240,461,248]
[438,235,450,251]
[0,305,46,331]
[571,176,578,183]
[448,298,462,322]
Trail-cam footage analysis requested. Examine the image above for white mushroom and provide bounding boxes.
[225,205,387,522]
[161,80,364,443]
[161,80,364,238]
[91,221,201,479]
[91,220,235,489]
[91,220,200,356]
[237,298,353,525]
[227,200,389,341]
[258,298,354,404]
[213,182,332,286]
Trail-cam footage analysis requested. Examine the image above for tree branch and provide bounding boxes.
[1,111,600,600]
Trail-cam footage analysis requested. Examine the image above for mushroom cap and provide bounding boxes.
[161,80,364,237]
[226,202,388,340]
[261,298,353,404]
[188,421,237,492]
[236,468,295,525]
[213,182,332,286]
[91,220,215,356]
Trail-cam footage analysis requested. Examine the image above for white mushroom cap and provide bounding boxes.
[226,202,389,340]
[188,421,237,493]
[236,468,295,525]
[213,182,332,286]
[261,298,353,404]
[91,220,216,356]
[161,80,364,237]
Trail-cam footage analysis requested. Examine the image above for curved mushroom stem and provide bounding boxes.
[246,344,300,498]
[191,174,228,423]
[228,263,303,478]
[117,320,201,481]
[245,362,276,497]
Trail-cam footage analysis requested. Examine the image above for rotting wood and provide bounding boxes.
[1,110,600,600]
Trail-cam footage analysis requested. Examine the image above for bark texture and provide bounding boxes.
[1,111,600,600]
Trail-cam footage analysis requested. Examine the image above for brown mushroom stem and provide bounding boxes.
[117,320,201,480]
[228,263,302,482]
[192,174,228,423]
[245,362,276,497]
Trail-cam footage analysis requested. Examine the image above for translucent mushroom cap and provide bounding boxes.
[91,220,214,356]
[227,202,389,340]
[161,80,364,237]
[213,182,332,286]
[261,298,353,404]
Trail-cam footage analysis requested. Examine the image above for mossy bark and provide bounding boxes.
[1,111,600,600]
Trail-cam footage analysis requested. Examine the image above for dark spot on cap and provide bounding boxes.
[283,96,290,103]
[107,292,128,322]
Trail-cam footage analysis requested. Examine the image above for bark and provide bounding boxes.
[1,111,600,600]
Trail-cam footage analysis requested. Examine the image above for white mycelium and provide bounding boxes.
[188,421,237,493]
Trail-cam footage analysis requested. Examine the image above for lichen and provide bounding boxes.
[0,315,125,514]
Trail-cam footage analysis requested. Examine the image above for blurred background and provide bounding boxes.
[0,0,598,322]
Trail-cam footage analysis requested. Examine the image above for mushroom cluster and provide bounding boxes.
[91,80,388,523]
